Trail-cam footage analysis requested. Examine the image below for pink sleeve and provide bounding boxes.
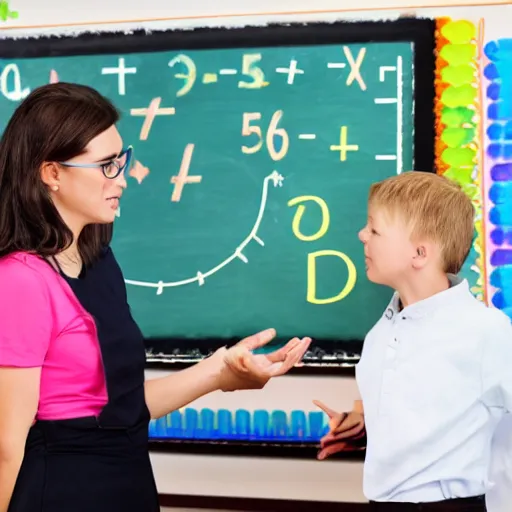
[0,259,52,367]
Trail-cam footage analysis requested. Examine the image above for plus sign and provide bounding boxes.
[101,57,137,96]
[170,144,203,202]
[276,59,304,85]
[330,126,359,161]
[130,97,176,140]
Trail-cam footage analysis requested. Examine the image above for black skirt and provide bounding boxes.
[8,417,159,512]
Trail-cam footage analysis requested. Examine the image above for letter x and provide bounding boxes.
[343,47,367,91]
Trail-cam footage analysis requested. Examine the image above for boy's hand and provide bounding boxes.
[313,400,366,460]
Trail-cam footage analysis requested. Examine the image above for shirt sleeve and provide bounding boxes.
[0,259,52,367]
[481,309,512,413]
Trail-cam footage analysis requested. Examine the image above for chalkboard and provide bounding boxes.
[0,19,435,366]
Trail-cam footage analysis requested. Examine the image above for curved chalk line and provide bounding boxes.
[124,170,284,295]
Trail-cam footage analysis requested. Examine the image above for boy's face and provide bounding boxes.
[358,205,418,288]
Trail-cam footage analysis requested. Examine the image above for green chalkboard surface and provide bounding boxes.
[0,20,435,365]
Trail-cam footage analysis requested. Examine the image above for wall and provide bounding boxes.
[0,0,508,31]
[2,0,511,505]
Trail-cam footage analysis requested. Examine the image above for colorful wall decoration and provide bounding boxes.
[434,18,484,300]
[484,38,512,321]
[435,18,512,323]
[0,1,18,21]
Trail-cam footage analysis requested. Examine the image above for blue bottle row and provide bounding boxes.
[149,408,330,442]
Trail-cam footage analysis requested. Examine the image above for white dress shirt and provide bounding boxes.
[355,275,512,503]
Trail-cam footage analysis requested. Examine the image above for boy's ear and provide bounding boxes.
[412,244,428,269]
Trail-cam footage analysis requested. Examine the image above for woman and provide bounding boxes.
[0,83,310,512]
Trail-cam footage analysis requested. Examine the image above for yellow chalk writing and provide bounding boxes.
[307,250,357,304]
[238,54,269,89]
[202,73,218,84]
[288,196,330,242]
[168,54,197,97]
[330,126,359,161]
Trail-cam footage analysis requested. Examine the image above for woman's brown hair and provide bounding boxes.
[0,82,120,266]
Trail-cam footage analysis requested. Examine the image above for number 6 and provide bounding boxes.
[266,110,289,161]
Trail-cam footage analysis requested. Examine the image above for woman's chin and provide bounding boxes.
[89,211,117,225]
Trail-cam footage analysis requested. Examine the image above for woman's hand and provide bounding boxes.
[313,400,366,459]
[215,328,311,392]
[145,329,310,419]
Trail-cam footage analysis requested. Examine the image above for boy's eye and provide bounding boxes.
[371,229,379,235]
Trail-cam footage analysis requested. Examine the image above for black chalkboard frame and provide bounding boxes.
[0,17,436,375]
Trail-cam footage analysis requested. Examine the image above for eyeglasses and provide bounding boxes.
[58,146,133,179]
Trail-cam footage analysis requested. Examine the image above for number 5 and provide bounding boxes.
[242,113,263,154]
[238,54,269,89]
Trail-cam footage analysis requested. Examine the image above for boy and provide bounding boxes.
[314,171,512,511]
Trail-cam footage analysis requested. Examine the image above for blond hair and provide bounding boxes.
[368,171,475,274]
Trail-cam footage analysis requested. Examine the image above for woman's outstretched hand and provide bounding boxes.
[214,328,311,392]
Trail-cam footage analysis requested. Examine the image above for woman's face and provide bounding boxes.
[45,125,128,235]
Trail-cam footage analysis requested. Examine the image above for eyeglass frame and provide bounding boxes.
[57,146,133,179]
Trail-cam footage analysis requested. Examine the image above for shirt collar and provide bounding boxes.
[384,274,469,320]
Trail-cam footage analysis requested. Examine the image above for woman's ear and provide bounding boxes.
[40,162,60,191]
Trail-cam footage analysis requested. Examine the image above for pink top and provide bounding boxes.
[0,252,108,420]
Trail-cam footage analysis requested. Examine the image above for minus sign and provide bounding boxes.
[299,134,316,140]
[375,98,397,104]
[375,155,397,160]
[219,69,237,75]
[327,63,346,68]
